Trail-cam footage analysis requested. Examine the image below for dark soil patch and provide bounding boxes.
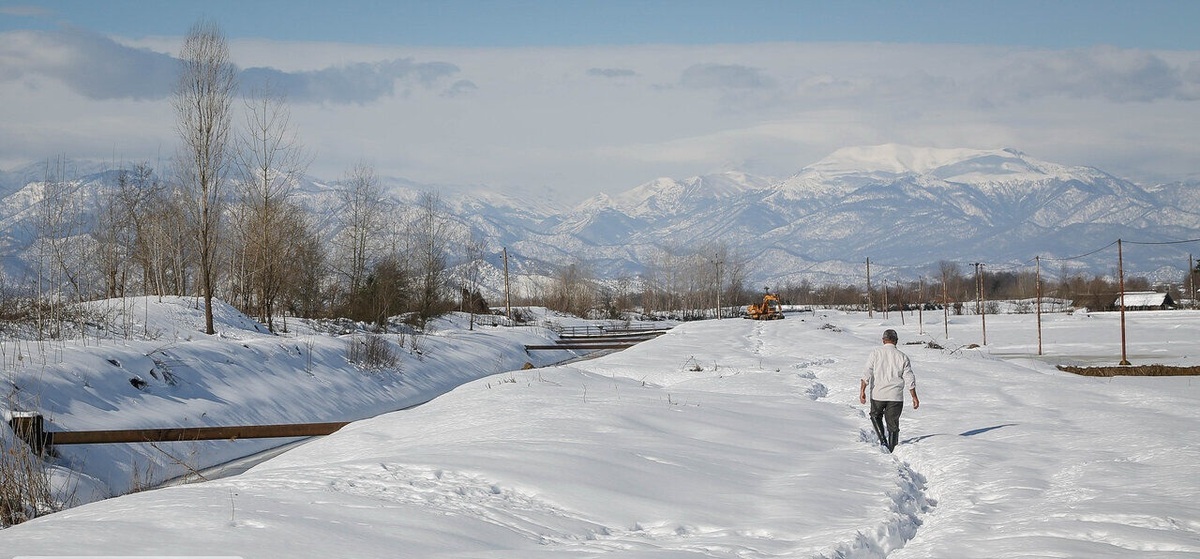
[1058,364,1200,377]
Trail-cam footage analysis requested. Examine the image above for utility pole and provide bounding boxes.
[1190,253,1196,310]
[941,268,949,339]
[973,263,981,315]
[716,259,721,320]
[980,263,988,346]
[709,258,724,320]
[1118,239,1130,365]
[503,247,512,322]
[882,280,890,320]
[918,277,925,336]
[866,257,873,318]
[974,262,987,345]
[1036,255,1043,356]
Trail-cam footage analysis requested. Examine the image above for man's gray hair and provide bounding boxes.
[883,329,899,343]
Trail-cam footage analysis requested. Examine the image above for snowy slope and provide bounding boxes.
[1,308,1198,557]
[0,296,591,499]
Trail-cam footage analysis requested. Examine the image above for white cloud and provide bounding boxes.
[2,35,1199,201]
[241,58,461,104]
[0,5,52,17]
[984,46,1198,104]
[0,29,464,104]
[679,63,775,89]
[587,67,637,78]
[0,29,177,99]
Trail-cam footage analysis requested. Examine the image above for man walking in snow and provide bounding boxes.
[859,329,919,452]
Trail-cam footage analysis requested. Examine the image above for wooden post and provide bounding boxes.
[979,263,987,346]
[918,277,924,335]
[503,247,512,322]
[866,258,873,318]
[1190,254,1195,310]
[942,269,949,339]
[1118,239,1131,366]
[9,412,47,455]
[882,279,890,320]
[1036,255,1043,356]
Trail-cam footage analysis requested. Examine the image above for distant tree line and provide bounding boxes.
[528,255,1181,321]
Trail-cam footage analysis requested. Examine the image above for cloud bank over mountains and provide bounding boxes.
[0,29,467,103]
[2,28,1199,200]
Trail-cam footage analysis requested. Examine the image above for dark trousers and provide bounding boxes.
[870,399,903,450]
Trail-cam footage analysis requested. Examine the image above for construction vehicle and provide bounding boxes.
[744,293,784,320]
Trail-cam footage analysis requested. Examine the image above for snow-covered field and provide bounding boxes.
[2,302,1199,557]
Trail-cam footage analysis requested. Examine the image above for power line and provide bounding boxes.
[1124,237,1200,246]
[1038,240,1119,262]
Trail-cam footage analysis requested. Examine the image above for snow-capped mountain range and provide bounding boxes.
[2,145,1198,293]
[536,145,1199,286]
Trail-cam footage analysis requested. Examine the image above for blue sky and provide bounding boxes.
[4,0,1200,49]
[2,1,1200,201]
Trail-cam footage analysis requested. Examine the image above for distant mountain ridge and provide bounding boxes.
[552,145,1197,285]
[2,145,1197,294]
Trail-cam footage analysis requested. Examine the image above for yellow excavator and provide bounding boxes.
[744,293,784,320]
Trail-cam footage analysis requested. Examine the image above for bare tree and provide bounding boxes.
[233,85,310,331]
[702,242,748,318]
[35,157,87,305]
[173,19,237,335]
[29,156,82,335]
[333,161,385,299]
[613,274,634,317]
[641,244,683,318]
[96,164,164,298]
[279,212,327,319]
[140,187,193,297]
[461,230,489,329]
[410,191,451,320]
[363,255,410,329]
[94,171,130,299]
[550,260,596,317]
[937,260,966,314]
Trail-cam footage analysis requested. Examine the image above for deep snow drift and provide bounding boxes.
[2,301,1199,558]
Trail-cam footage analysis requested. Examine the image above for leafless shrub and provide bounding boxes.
[1,426,57,526]
[346,333,398,370]
[127,456,159,494]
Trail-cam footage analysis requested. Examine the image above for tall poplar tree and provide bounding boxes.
[173,20,236,335]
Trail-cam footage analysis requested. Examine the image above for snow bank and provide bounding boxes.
[1,306,1198,558]
[1,297,581,499]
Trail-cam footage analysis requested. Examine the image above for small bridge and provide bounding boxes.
[8,412,349,456]
[525,323,672,351]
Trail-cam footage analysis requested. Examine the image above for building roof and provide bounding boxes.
[1113,292,1174,307]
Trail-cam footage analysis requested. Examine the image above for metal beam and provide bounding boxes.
[47,421,351,445]
[524,344,638,350]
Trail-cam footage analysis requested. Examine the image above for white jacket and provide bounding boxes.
[862,343,916,402]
